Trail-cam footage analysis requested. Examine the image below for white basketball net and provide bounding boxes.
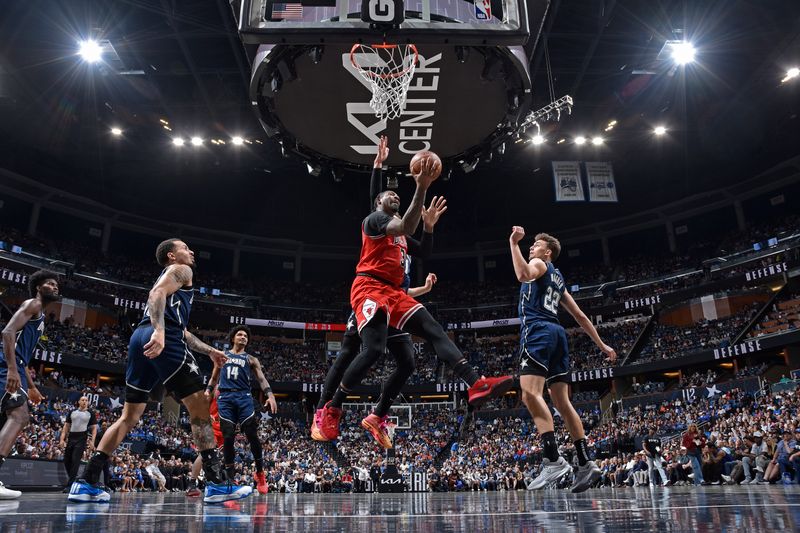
[351,44,418,121]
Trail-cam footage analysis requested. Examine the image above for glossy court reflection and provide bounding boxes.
[1,486,799,532]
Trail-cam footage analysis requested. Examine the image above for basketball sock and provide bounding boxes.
[329,387,350,409]
[373,395,392,418]
[453,360,480,387]
[85,451,110,485]
[225,464,237,481]
[200,448,224,484]
[0,455,5,471]
[541,431,559,463]
[574,438,589,466]
[254,458,265,474]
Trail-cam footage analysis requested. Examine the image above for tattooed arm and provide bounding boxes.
[184,331,227,368]
[249,355,277,413]
[143,264,193,358]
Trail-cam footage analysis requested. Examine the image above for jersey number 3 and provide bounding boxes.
[543,286,561,314]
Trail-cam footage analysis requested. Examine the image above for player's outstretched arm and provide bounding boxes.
[508,226,546,282]
[1,299,40,393]
[408,273,438,298]
[560,291,617,362]
[184,331,227,367]
[385,157,439,237]
[249,356,277,413]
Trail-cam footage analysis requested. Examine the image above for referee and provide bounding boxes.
[60,396,97,490]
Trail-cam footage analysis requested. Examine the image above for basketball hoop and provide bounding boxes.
[350,43,419,121]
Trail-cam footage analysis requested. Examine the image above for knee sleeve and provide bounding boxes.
[220,419,236,440]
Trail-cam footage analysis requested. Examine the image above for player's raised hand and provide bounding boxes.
[413,157,442,189]
[421,196,448,229]
[210,349,228,368]
[425,273,438,289]
[374,135,389,168]
[143,329,165,358]
[509,226,525,244]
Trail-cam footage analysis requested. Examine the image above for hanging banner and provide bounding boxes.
[552,161,585,202]
[586,162,618,202]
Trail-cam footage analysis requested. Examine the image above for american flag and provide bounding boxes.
[272,2,304,20]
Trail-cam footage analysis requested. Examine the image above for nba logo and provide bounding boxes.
[474,0,491,20]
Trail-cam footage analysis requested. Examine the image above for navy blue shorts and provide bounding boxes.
[519,321,570,383]
[126,325,205,402]
[217,390,256,425]
[0,360,28,413]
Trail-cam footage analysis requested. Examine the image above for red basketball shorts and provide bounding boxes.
[350,275,424,333]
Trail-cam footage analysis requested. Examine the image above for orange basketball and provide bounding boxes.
[409,150,442,179]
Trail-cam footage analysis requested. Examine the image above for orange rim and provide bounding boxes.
[350,43,418,80]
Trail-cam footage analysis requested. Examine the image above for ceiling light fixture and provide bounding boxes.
[591,136,604,146]
[574,136,586,146]
[782,67,800,83]
[231,136,244,146]
[78,40,103,63]
[654,126,667,136]
[172,137,185,147]
[110,127,122,136]
[190,137,203,146]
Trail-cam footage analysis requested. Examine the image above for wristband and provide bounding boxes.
[264,387,273,395]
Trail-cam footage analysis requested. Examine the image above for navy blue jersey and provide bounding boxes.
[0,310,45,367]
[519,262,565,326]
[401,255,412,291]
[219,350,252,391]
[139,269,193,329]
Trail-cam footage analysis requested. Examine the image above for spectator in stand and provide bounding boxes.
[700,442,727,485]
[742,431,770,485]
[681,423,705,485]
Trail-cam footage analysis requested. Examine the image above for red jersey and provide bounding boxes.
[356,211,408,287]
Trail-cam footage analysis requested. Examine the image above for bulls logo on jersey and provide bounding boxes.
[362,299,378,321]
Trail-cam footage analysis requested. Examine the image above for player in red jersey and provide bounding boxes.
[317,144,513,444]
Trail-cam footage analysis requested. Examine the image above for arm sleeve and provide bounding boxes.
[406,231,433,259]
[369,167,382,212]
[362,211,394,237]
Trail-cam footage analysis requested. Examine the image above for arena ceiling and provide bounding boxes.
[0,0,798,247]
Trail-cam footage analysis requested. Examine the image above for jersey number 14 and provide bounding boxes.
[225,366,239,381]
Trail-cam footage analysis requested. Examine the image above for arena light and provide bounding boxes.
[654,125,667,136]
[110,127,122,136]
[671,42,696,65]
[231,136,244,146]
[556,138,566,144]
[782,67,800,83]
[574,136,586,146]
[190,136,203,146]
[78,40,103,63]
[172,137,185,147]
[591,136,604,146]
[532,134,545,145]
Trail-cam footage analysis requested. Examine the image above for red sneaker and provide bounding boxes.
[361,413,393,449]
[319,401,343,440]
[310,408,327,441]
[467,375,514,407]
[254,471,268,495]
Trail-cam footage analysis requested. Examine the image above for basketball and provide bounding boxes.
[409,150,442,179]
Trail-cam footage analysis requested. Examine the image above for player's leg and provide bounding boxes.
[361,332,415,448]
[0,396,29,499]
[312,314,360,440]
[316,313,360,410]
[329,315,389,407]
[400,306,512,406]
[240,410,267,494]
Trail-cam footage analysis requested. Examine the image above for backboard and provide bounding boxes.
[236,0,540,45]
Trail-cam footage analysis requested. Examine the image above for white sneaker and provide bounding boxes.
[528,457,572,490]
[571,461,601,493]
[721,475,731,483]
[0,481,21,500]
